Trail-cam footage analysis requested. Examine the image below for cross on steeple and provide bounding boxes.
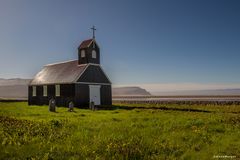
[91,26,96,39]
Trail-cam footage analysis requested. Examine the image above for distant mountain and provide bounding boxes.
[0,85,28,99]
[152,89,240,96]
[112,87,151,96]
[0,78,31,99]
[0,78,31,86]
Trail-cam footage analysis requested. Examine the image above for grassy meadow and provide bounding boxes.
[0,102,240,159]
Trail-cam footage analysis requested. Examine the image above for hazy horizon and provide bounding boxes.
[1,78,240,94]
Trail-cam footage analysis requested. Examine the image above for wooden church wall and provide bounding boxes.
[55,84,75,107]
[75,84,89,107]
[100,85,112,105]
[29,83,112,107]
[86,43,100,64]
[74,84,112,107]
[28,86,34,105]
[78,43,100,65]
[28,84,75,107]
[28,85,44,105]
[78,65,110,84]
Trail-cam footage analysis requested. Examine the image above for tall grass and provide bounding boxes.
[0,102,240,159]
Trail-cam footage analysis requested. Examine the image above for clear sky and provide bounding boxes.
[0,0,240,91]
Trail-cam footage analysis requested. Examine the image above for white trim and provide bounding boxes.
[45,60,77,66]
[87,39,100,49]
[75,64,112,84]
[77,64,88,67]
[30,82,111,86]
[75,82,111,85]
[29,82,71,86]
[87,39,93,47]
[98,65,112,84]
[73,64,90,82]
[87,63,100,66]
[75,63,112,84]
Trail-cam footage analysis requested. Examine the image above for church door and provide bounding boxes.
[89,85,101,105]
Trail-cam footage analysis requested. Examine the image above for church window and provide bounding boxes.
[55,85,60,96]
[81,50,85,57]
[92,50,96,58]
[43,86,48,97]
[32,86,36,96]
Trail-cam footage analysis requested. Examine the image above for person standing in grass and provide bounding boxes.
[49,97,56,112]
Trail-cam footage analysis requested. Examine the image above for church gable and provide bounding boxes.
[77,65,111,84]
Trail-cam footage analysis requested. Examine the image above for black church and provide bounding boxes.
[28,27,112,107]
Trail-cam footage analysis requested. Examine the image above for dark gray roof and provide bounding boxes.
[78,39,100,49]
[79,39,93,49]
[30,60,87,85]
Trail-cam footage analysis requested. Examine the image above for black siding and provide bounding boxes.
[55,84,75,107]
[101,85,112,105]
[75,84,89,107]
[28,83,112,107]
[74,84,112,107]
[28,86,33,105]
[78,43,100,65]
[78,65,110,83]
[28,84,75,107]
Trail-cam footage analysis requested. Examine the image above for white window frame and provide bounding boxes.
[55,85,60,97]
[43,85,48,97]
[92,50,96,58]
[32,86,36,97]
[81,50,85,57]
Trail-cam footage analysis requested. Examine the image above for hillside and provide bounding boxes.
[152,89,240,96]
[0,85,28,99]
[112,87,151,96]
[0,79,31,99]
[0,78,31,86]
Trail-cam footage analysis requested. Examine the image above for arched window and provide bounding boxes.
[81,50,85,57]
[92,50,96,58]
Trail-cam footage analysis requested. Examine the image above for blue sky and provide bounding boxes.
[0,0,240,91]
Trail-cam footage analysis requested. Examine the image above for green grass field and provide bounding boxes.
[0,102,240,160]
